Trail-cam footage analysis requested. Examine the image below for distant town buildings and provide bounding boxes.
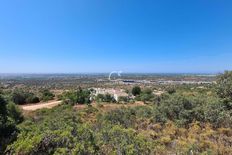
[111,79,215,85]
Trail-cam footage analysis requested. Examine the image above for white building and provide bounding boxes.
[92,88,128,101]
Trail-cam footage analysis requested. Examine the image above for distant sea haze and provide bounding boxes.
[0,73,218,79]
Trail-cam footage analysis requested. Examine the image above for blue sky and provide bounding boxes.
[0,0,232,73]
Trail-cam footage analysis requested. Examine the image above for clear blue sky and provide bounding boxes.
[0,0,232,73]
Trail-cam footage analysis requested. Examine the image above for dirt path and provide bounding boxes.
[20,100,62,111]
[21,100,145,112]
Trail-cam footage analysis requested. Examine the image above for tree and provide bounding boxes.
[25,93,40,103]
[7,102,23,124]
[76,87,91,104]
[12,90,40,104]
[0,96,8,153]
[61,88,91,105]
[132,86,141,96]
[40,89,55,101]
[0,96,23,154]
[104,93,115,103]
[12,90,26,105]
[136,88,154,103]
[95,93,115,103]
[167,86,176,94]
[216,71,232,102]
[0,96,8,130]
[62,91,77,105]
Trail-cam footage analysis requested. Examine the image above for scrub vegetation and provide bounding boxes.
[0,71,232,154]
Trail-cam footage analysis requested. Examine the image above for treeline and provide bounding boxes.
[1,89,55,105]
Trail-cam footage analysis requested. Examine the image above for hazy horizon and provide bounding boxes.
[0,72,219,75]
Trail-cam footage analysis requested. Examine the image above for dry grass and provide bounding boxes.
[74,101,145,112]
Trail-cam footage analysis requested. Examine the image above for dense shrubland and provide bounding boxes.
[0,88,55,105]
[6,100,232,154]
[135,88,155,104]
[39,89,55,101]
[0,96,23,154]
[60,87,91,105]
[1,71,232,154]
[11,89,40,105]
[95,93,116,103]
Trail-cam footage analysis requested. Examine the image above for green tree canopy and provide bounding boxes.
[132,86,141,96]
[40,89,55,101]
[0,96,23,153]
[216,71,232,102]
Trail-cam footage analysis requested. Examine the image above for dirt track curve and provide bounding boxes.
[20,101,62,111]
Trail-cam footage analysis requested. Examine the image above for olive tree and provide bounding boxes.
[216,71,232,101]
[132,86,141,96]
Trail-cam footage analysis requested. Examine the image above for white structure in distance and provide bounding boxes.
[108,71,122,81]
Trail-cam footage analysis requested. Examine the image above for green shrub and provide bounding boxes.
[132,86,141,96]
[61,88,91,105]
[216,71,232,101]
[11,90,26,104]
[118,96,129,103]
[11,90,40,104]
[40,89,55,101]
[95,93,115,103]
[0,96,23,154]
[166,86,176,94]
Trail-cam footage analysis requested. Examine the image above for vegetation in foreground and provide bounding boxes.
[0,71,232,154]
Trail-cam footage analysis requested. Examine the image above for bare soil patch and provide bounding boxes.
[20,100,62,111]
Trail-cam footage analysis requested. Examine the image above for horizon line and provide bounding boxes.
[0,72,221,75]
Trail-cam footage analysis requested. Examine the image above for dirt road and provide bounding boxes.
[20,100,62,111]
[21,100,145,112]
